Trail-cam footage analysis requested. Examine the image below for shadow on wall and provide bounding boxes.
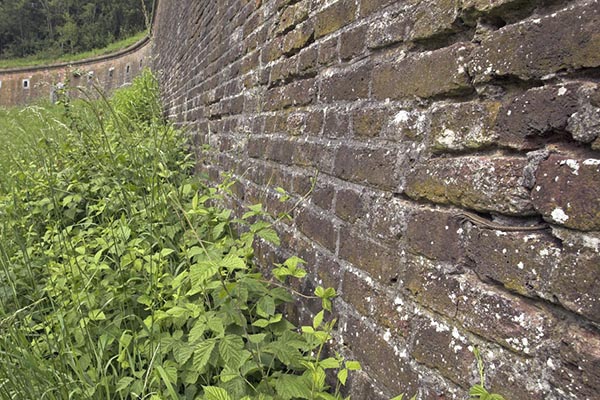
[0,37,152,108]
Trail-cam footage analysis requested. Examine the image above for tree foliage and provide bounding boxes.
[0,0,151,60]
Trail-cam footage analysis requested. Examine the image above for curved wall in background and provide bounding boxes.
[0,37,151,108]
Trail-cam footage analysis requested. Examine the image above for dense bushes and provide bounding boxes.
[0,71,355,400]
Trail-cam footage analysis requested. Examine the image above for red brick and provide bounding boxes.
[342,271,410,336]
[406,208,463,263]
[335,188,364,223]
[343,315,419,396]
[323,108,350,138]
[320,63,371,102]
[333,144,398,190]
[373,43,473,100]
[314,0,357,39]
[340,25,367,60]
[405,156,534,216]
[410,317,473,388]
[339,225,401,284]
[533,155,600,230]
[469,2,600,82]
[359,0,395,17]
[295,206,337,251]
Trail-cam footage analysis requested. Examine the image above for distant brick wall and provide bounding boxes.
[0,38,151,108]
[152,1,600,398]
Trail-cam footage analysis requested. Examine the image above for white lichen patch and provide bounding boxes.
[583,158,600,166]
[560,159,580,175]
[551,208,569,223]
[557,87,568,96]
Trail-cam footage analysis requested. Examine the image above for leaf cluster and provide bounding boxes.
[0,70,358,400]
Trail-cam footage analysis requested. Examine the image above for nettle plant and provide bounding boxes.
[0,71,359,400]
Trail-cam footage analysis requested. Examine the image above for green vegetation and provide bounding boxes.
[0,0,152,61]
[0,71,357,399]
[0,31,147,70]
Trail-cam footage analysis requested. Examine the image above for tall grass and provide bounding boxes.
[0,72,354,400]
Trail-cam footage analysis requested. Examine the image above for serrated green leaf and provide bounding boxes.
[203,386,232,400]
[319,357,340,369]
[313,310,324,329]
[219,335,245,369]
[247,333,267,344]
[345,360,361,371]
[189,319,207,343]
[337,368,348,386]
[220,254,246,271]
[190,261,219,287]
[193,339,216,371]
[257,228,280,246]
[115,377,134,393]
[257,296,275,318]
[274,374,312,400]
[173,342,195,365]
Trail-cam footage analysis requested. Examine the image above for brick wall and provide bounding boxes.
[152,1,600,398]
[0,38,151,108]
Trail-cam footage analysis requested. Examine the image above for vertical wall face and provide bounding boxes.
[153,1,600,398]
[0,40,151,108]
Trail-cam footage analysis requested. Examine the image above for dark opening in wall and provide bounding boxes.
[23,79,29,89]
[109,67,115,77]
[126,64,131,74]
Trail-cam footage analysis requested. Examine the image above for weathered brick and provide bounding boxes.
[469,2,600,82]
[407,0,461,42]
[342,271,410,336]
[410,317,473,388]
[339,225,402,284]
[549,246,600,323]
[405,255,462,317]
[343,315,419,396]
[292,140,335,172]
[269,57,297,85]
[366,9,408,49]
[430,100,500,153]
[495,83,581,150]
[297,46,318,75]
[406,208,463,262]
[320,63,371,102]
[333,144,398,190]
[359,0,395,17]
[335,187,364,223]
[464,227,559,299]
[457,275,556,355]
[532,155,600,231]
[323,108,350,138]
[317,36,338,66]
[263,79,316,110]
[315,0,357,39]
[311,182,335,211]
[282,21,314,55]
[551,325,600,398]
[305,109,323,136]
[352,107,387,138]
[405,156,534,215]
[373,43,473,100]
[295,206,338,251]
[275,1,309,35]
[340,24,367,60]
[368,195,410,243]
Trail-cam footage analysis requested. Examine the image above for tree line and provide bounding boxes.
[0,0,152,60]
